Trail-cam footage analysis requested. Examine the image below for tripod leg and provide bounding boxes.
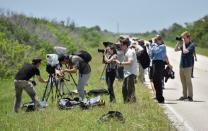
[55,80,62,99]
[42,76,51,101]
[100,64,107,80]
[46,76,54,102]
[69,73,77,87]
[59,80,64,96]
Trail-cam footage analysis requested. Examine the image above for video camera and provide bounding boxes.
[46,54,59,74]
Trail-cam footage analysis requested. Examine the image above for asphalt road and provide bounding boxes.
[162,47,208,131]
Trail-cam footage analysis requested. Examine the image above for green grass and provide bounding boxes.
[0,48,175,131]
[195,47,208,56]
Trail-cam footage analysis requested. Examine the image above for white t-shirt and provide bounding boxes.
[123,48,138,78]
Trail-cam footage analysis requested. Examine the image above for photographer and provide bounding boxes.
[60,54,91,101]
[14,58,47,113]
[175,31,195,101]
[104,45,117,102]
[114,38,137,103]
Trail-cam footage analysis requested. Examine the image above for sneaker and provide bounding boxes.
[187,96,193,101]
[178,96,187,101]
[158,100,165,104]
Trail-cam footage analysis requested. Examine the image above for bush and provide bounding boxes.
[0,33,45,78]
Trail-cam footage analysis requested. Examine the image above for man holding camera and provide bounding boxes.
[114,38,137,103]
[14,58,47,113]
[175,31,195,101]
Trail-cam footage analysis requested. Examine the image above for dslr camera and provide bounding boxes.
[46,54,59,74]
[176,36,182,41]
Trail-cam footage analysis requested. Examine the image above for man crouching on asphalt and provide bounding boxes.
[114,38,138,103]
[14,58,47,113]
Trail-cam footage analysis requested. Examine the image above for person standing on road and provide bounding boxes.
[175,31,195,101]
[150,35,172,103]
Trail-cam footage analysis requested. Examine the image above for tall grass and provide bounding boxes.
[0,48,175,131]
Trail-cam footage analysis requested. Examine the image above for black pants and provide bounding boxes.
[152,60,165,103]
[122,74,136,103]
[106,69,116,102]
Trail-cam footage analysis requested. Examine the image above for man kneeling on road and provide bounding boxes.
[14,58,47,113]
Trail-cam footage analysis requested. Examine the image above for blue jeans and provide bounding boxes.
[77,73,90,99]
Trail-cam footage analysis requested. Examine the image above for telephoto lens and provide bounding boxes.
[176,36,182,41]
[98,49,105,53]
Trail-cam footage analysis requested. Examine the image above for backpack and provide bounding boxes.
[73,50,92,63]
[136,46,150,69]
[98,111,125,123]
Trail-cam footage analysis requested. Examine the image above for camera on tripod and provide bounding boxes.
[46,54,59,74]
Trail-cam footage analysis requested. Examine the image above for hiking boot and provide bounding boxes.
[187,96,193,102]
[178,96,187,101]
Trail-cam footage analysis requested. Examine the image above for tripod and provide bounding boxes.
[42,73,61,102]
[99,64,107,80]
[57,73,77,97]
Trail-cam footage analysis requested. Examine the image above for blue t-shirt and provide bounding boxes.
[180,43,195,68]
[150,43,166,61]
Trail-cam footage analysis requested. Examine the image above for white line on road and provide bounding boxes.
[165,103,194,131]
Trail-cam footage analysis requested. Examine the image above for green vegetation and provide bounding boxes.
[1,10,207,131]
[0,11,114,78]
[135,15,208,56]
[0,32,45,78]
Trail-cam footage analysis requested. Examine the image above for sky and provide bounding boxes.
[0,0,208,33]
